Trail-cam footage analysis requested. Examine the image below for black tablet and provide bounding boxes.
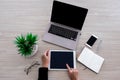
[49,50,76,70]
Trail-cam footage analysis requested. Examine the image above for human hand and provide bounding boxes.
[41,50,49,68]
[66,64,79,80]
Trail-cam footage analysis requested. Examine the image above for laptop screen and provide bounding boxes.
[51,0,88,30]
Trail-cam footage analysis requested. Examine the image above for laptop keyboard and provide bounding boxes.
[48,24,78,41]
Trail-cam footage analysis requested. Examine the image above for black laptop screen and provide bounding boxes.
[51,0,88,30]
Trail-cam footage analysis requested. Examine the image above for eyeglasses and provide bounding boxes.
[24,61,40,75]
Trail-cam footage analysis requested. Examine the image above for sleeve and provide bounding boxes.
[38,67,48,80]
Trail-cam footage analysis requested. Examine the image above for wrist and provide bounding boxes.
[71,78,79,80]
[42,64,48,68]
[71,79,78,80]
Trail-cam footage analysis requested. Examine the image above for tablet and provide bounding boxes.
[49,50,76,70]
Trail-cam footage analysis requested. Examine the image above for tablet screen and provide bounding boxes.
[49,50,76,70]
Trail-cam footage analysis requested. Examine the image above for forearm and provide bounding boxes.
[38,67,48,80]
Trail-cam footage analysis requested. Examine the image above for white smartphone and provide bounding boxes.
[85,34,98,48]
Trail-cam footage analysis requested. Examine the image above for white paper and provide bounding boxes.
[77,47,104,73]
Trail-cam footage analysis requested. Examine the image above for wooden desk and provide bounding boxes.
[0,0,120,80]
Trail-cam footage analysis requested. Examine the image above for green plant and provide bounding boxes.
[14,33,38,57]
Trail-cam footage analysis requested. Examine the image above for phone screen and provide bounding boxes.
[86,35,97,47]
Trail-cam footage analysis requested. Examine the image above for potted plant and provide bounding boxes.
[14,33,38,57]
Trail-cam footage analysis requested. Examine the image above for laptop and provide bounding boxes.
[43,0,88,50]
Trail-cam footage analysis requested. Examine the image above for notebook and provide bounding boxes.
[77,47,104,73]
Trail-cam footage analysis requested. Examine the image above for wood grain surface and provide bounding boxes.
[0,0,120,80]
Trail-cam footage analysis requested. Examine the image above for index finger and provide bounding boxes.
[66,64,71,70]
